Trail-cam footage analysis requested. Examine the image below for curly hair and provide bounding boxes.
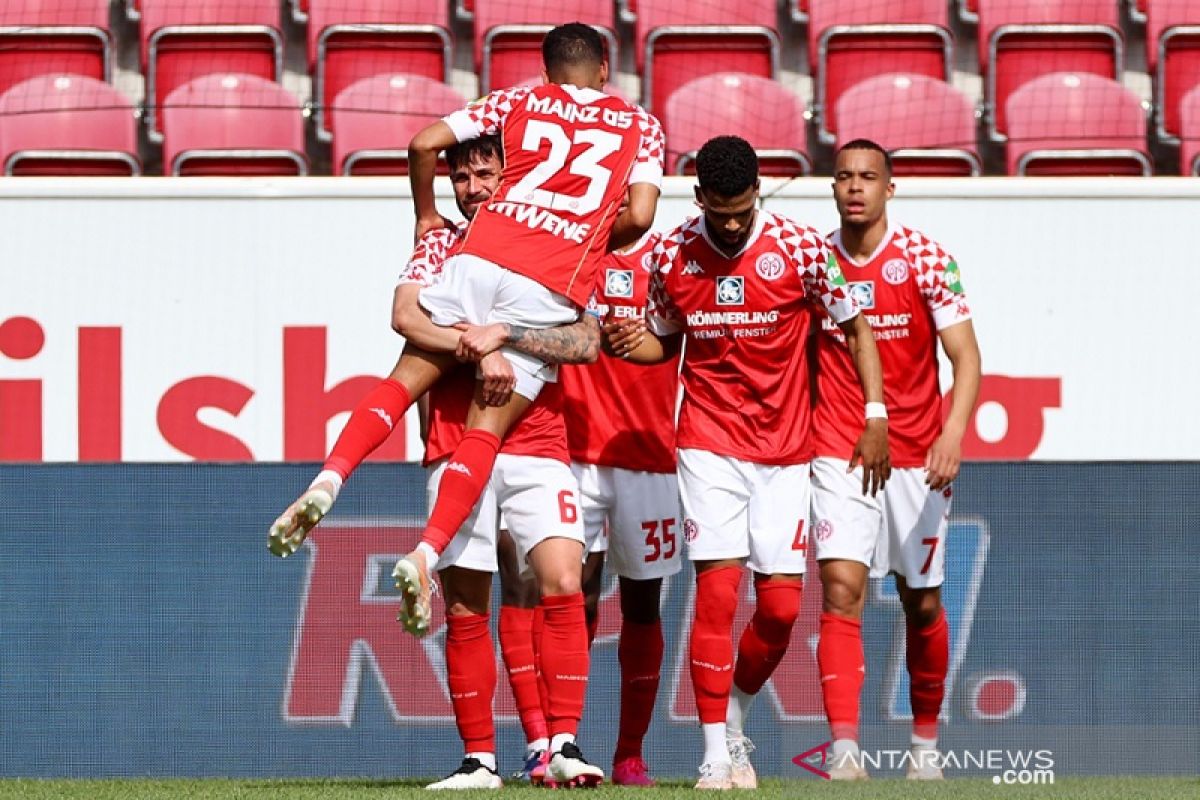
[696,136,759,197]
[445,134,503,171]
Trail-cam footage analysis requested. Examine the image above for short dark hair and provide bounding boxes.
[696,135,759,197]
[445,134,503,171]
[542,23,606,72]
[836,138,893,175]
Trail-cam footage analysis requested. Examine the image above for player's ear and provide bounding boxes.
[693,185,705,209]
[598,60,610,87]
[539,66,549,85]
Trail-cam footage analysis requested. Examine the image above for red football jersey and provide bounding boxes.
[443,83,665,307]
[398,225,570,467]
[561,233,678,473]
[647,210,858,466]
[813,223,972,467]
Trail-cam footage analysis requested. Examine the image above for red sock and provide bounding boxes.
[499,606,547,744]
[532,605,548,721]
[323,379,410,480]
[732,578,802,694]
[689,566,742,724]
[908,608,949,741]
[422,429,501,554]
[538,592,590,737]
[445,613,496,753]
[615,618,664,762]
[818,612,865,742]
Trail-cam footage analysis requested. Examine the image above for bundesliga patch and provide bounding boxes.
[716,276,744,306]
[882,257,909,285]
[605,269,634,299]
[849,281,875,310]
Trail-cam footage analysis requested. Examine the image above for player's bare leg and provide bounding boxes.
[611,576,665,787]
[427,566,504,790]
[897,579,947,780]
[582,551,604,645]
[395,388,532,637]
[269,345,454,557]
[526,536,605,788]
[817,558,871,781]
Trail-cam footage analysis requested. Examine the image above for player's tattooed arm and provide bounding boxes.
[454,316,601,365]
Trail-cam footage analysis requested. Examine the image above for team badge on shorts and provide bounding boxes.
[755,252,785,281]
[882,258,909,285]
[849,281,875,310]
[606,268,635,298]
[684,518,700,543]
[716,276,744,306]
[815,519,834,541]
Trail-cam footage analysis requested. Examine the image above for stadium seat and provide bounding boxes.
[634,0,781,114]
[1147,0,1200,143]
[1132,0,1149,23]
[791,0,809,23]
[836,74,982,177]
[473,0,617,93]
[0,74,139,176]
[161,73,308,177]
[808,0,954,144]
[1005,72,1151,176]
[140,0,284,142]
[0,1,111,99]
[308,0,454,142]
[330,74,466,176]
[959,0,980,23]
[455,0,474,21]
[664,73,811,177]
[1180,84,1200,174]
[126,0,140,22]
[978,0,1124,142]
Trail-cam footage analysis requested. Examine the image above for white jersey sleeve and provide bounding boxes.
[900,228,973,331]
[443,86,533,142]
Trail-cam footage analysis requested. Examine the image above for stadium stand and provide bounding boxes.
[330,73,466,176]
[664,72,811,176]
[978,0,1124,142]
[807,0,954,144]
[836,73,982,176]
[0,1,111,99]
[0,74,139,176]
[140,0,284,142]
[1180,83,1200,174]
[1005,72,1152,176]
[1147,0,1200,143]
[161,73,307,177]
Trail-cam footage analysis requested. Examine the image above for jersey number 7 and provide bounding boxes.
[507,120,623,215]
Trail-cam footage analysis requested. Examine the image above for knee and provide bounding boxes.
[540,570,582,598]
[446,601,485,618]
[754,580,802,632]
[822,576,866,619]
[903,589,942,628]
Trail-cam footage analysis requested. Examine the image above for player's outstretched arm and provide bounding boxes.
[609,183,660,251]
[408,121,459,242]
[602,312,681,364]
[839,312,891,496]
[453,315,601,365]
[926,319,982,489]
[390,283,463,353]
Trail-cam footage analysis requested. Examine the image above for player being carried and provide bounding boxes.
[812,139,981,781]
[604,136,889,789]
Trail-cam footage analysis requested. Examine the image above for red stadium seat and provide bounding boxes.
[1005,72,1151,176]
[836,74,982,177]
[1180,84,1200,174]
[140,0,283,142]
[161,73,308,177]
[808,0,953,144]
[473,0,617,93]
[0,74,138,176]
[308,0,454,142]
[1132,0,1149,22]
[0,1,111,98]
[664,73,811,177]
[330,74,466,176]
[959,0,980,23]
[456,0,474,21]
[791,0,810,23]
[126,0,140,22]
[1147,0,1200,143]
[634,0,781,114]
[290,0,309,24]
[979,0,1124,142]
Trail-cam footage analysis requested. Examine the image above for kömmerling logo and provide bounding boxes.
[793,742,1055,784]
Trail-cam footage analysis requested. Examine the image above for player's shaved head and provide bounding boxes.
[696,136,759,198]
[837,138,893,176]
[445,134,503,173]
[543,23,606,74]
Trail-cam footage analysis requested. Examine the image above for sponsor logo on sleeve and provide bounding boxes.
[825,253,846,286]
[945,260,964,293]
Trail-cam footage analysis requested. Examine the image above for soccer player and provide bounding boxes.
[561,228,681,786]
[392,23,665,636]
[812,139,981,781]
[605,136,889,789]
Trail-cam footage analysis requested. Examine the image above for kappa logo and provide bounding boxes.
[683,259,704,276]
[755,252,786,281]
[716,276,744,306]
[849,281,875,310]
[882,258,909,285]
[606,269,635,299]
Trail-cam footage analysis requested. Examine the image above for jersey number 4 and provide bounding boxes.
[507,120,623,215]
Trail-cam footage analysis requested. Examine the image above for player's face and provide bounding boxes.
[696,183,760,254]
[832,149,894,227]
[450,153,502,220]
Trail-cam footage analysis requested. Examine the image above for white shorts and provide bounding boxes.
[419,253,578,400]
[811,457,950,588]
[430,454,586,574]
[571,462,683,581]
[676,448,810,575]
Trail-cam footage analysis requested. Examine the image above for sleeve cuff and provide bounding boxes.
[932,304,972,331]
[443,109,482,143]
[629,163,664,189]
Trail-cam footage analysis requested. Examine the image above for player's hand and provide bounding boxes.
[849,419,891,497]
[479,351,515,406]
[414,213,451,242]
[454,322,507,362]
[601,309,645,359]
[924,431,962,491]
